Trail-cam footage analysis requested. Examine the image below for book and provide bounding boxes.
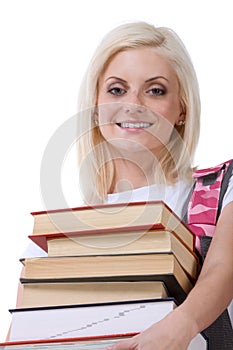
[38,229,199,279]
[7,299,208,349]
[20,281,168,308]
[0,332,208,349]
[0,335,134,350]
[8,298,176,341]
[30,201,195,251]
[20,253,193,303]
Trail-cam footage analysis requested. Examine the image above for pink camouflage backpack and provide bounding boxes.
[187,158,233,253]
[182,159,233,350]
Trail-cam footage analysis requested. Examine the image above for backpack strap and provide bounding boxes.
[183,159,233,252]
[217,159,233,219]
[183,160,233,349]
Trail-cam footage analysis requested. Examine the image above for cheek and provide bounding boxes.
[155,122,175,145]
[97,87,114,105]
[98,102,123,126]
[145,115,176,147]
[97,92,107,105]
[99,125,114,140]
[149,96,181,125]
[157,104,180,127]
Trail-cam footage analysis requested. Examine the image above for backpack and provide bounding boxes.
[182,159,233,350]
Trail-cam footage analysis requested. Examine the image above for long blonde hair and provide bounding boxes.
[77,21,201,204]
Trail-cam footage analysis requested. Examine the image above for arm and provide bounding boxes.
[107,201,233,350]
[179,201,233,330]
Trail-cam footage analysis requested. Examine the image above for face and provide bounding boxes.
[97,48,183,154]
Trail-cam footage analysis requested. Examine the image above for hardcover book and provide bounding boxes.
[35,229,199,279]
[30,201,195,251]
[20,281,168,308]
[20,253,193,304]
[1,332,208,350]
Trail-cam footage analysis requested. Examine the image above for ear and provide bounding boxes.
[92,106,99,126]
[176,119,185,126]
[176,101,186,125]
[93,105,99,116]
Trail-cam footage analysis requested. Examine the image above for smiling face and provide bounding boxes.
[97,47,183,155]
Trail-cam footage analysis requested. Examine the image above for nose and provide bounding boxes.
[123,92,146,114]
[123,102,146,114]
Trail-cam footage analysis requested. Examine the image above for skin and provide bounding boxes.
[97,48,183,151]
[97,48,185,191]
[96,48,233,349]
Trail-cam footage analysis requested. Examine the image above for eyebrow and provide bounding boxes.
[104,76,169,83]
[105,76,127,83]
[145,76,169,83]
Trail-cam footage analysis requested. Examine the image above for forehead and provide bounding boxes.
[101,47,177,80]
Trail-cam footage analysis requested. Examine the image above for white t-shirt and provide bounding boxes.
[22,172,233,258]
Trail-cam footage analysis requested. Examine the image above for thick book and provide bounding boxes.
[9,299,177,341]
[34,229,199,279]
[20,253,193,303]
[30,201,195,251]
[20,281,168,308]
[0,332,208,349]
[7,300,208,349]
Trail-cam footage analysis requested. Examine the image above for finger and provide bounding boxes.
[105,338,136,350]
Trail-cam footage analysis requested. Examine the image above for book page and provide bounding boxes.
[10,300,175,341]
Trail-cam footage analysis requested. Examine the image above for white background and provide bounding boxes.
[0,0,233,341]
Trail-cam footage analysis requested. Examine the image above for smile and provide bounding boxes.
[116,122,153,129]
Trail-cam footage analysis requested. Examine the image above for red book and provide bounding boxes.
[30,201,195,252]
[0,334,135,349]
[0,331,208,349]
[5,299,208,349]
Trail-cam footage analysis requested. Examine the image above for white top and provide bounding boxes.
[108,170,233,213]
[22,171,233,258]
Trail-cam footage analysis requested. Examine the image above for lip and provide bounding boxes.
[115,121,154,129]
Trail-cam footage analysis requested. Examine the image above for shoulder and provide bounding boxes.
[193,158,233,212]
[222,168,233,209]
[193,159,233,178]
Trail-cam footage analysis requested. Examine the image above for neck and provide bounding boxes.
[111,155,158,193]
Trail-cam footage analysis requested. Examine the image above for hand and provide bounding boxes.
[105,310,196,350]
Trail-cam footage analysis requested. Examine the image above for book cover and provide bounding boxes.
[31,201,195,250]
[21,281,168,308]
[7,299,208,349]
[34,229,199,279]
[9,299,177,341]
[0,334,134,350]
[0,332,208,349]
[20,253,193,303]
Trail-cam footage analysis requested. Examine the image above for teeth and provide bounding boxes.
[119,122,153,128]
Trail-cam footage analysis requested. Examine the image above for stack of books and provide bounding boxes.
[3,201,208,349]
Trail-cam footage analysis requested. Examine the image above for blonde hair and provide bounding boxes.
[77,21,201,204]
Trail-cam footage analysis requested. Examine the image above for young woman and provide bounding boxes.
[75,22,233,350]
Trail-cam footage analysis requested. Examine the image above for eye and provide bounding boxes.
[147,87,165,96]
[108,87,126,96]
